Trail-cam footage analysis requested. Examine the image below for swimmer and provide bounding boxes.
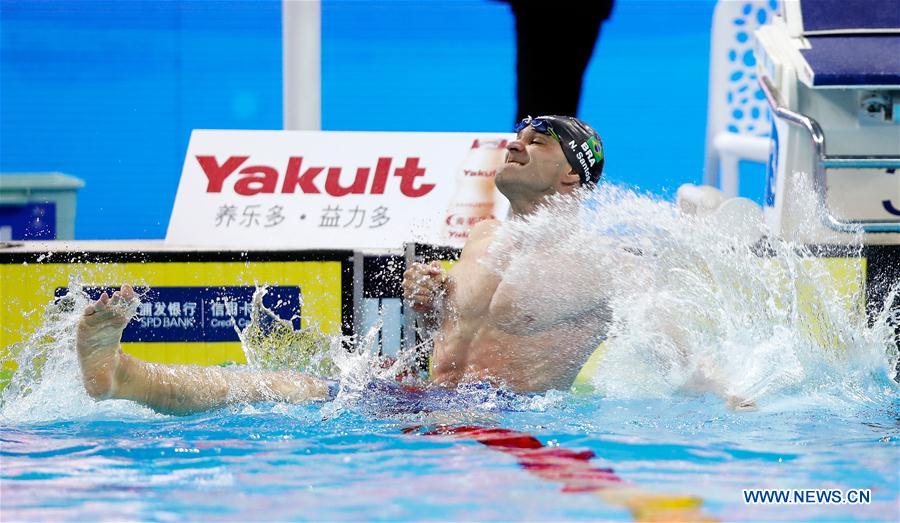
[407,116,610,393]
[76,116,746,414]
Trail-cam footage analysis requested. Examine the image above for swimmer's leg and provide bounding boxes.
[76,285,330,416]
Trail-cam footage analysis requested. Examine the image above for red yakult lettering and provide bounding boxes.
[394,157,434,198]
[369,157,392,194]
[197,155,248,192]
[196,155,434,197]
[281,157,322,194]
[324,166,369,197]
[235,166,278,195]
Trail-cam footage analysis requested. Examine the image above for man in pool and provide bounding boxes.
[76,116,614,415]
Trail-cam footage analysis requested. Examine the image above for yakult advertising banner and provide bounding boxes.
[167,130,514,249]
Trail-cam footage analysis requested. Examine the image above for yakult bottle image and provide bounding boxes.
[443,138,508,244]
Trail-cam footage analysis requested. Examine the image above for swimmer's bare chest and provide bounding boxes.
[428,222,601,392]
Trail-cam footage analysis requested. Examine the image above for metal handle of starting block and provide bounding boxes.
[759,75,900,234]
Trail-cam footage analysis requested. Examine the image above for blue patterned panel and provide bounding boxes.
[724,1,779,136]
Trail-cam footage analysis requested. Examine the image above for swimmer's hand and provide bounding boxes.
[402,261,448,314]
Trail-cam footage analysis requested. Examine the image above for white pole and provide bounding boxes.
[282,0,321,130]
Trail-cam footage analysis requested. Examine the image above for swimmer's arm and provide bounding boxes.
[415,220,501,334]
[112,356,329,416]
[447,219,502,311]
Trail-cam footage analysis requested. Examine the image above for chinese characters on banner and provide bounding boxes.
[213,204,390,230]
[57,287,301,343]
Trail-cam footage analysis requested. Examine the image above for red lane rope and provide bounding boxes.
[407,424,625,493]
[405,424,713,522]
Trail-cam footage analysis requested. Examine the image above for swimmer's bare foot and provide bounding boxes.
[76,285,137,400]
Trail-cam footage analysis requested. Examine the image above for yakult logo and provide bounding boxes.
[197,155,435,198]
[463,169,496,178]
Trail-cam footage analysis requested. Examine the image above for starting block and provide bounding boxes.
[755,0,900,243]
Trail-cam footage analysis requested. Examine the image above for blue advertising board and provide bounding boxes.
[55,286,301,343]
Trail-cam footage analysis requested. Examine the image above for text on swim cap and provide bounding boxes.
[568,140,594,178]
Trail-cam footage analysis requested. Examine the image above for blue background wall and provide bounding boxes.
[2,0,753,240]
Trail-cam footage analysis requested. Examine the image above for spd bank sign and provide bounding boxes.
[57,286,301,343]
[167,130,514,249]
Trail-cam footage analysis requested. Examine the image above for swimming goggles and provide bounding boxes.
[514,116,561,142]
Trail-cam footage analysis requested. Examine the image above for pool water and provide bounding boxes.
[2,390,897,521]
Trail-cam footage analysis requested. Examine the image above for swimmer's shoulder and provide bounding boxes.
[459,220,501,260]
[468,219,501,241]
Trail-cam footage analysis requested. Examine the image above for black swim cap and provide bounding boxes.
[515,115,605,186]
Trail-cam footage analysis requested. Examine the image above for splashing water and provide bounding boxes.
[0,281,427,423]
[486,184,898,410]
[1,183,897,424]
[0,281,159,422]
[237,286,341,378]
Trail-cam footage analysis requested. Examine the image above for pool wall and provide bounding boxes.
[2,241,893,386]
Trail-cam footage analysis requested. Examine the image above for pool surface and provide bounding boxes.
[2,188,898,521]
[2,385,898,521]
